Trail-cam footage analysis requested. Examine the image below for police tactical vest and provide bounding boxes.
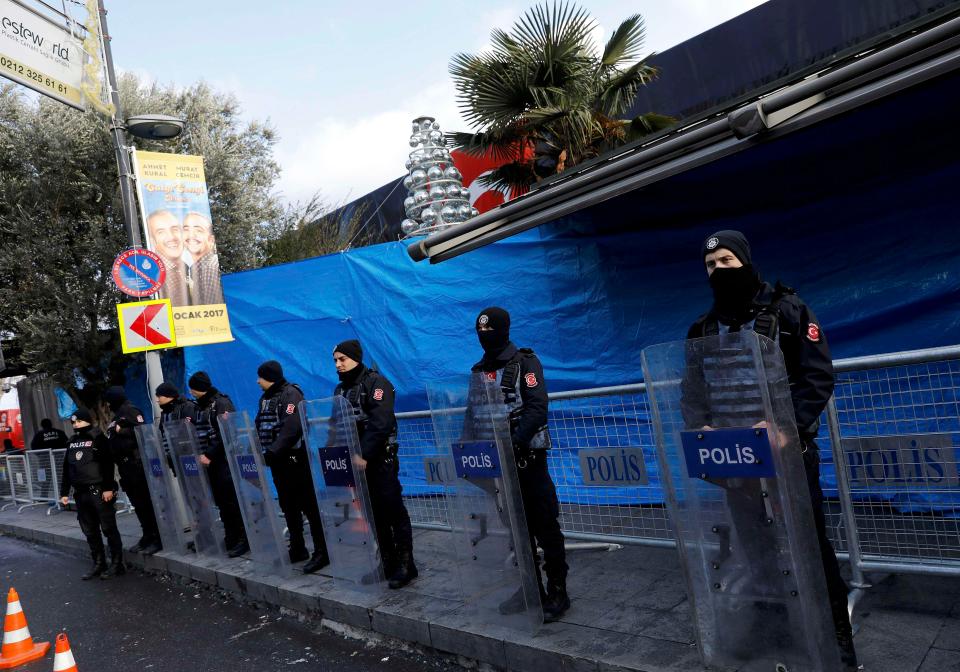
[497,349,551,451]
[337,369,398,448]
[257,394,281,449]
[194,393,229,453]
[67,433,104,485]
[256,384,303,450]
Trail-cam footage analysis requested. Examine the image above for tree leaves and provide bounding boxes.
[0,74,285,404]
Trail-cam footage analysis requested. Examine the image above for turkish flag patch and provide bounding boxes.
[373,388,384,401]
[806,323,821,342]
[285,404,295,415]
[524,373,538,388]
[485,372,497,381]
[136,415,144,423]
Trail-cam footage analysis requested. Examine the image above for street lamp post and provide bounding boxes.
[98,0,183,420]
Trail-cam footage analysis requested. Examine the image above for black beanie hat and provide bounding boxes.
[188,371,212,393]
[155,382,179,398]
[476,307,510,333]
[103,385,126,406]
[702,230,752,265]
[40,418,52,430]
[71,408,93,424]
[333,339,363,363]
[257,360,284,383]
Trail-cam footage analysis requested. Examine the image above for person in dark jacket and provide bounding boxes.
[254,360,328,573]
[470,307,569,622]
[103,385,161,555]
[60,408,124,580]
[188,371,249,557]
[332,340,416,589]
[30,418,68,450]
[684,230,857,671]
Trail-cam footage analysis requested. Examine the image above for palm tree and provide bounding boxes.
[450,1,673,194]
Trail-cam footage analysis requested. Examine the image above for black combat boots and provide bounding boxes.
[81,553,108,581]
[542,580,570,623]
[388,553,419,589]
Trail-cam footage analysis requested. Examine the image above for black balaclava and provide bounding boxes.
[103,386,127,412]
[703,230,762,319]
[476,307,511,356]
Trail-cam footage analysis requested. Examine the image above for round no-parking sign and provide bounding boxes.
[112,248,166,298]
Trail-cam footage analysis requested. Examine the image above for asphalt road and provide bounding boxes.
[0,535,460,672]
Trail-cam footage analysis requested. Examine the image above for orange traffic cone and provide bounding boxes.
[52,633,77,672]
[0,588,50,668]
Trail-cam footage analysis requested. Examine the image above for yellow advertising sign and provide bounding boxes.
[116,299,177,354]
[131,150,234,348]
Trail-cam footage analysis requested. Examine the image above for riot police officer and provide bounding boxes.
[332,340,416,589]
[188,371,249,557]
[30,418,68,450]
[686,230,857,670]
[103,385,161,555]
[471,307,569,622]
[254,360,329,573]
[60,408,124,580]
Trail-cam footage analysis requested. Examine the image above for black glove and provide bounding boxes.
[263,450,275,467]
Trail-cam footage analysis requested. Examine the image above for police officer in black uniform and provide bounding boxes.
[332,340,417,589]
[103,385,161,555]
[60,408,125,580]
[471,307,569,622]
[156,382,198,427]
[188,371,249,557]
[685,230,857,670]
[30,418,68,450]
[254,360,329,573]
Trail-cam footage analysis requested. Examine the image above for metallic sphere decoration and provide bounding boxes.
[402,115,477,238]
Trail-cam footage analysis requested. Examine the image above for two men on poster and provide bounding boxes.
[133,151,232,347]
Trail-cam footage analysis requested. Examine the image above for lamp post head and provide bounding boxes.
[125,114,185,140]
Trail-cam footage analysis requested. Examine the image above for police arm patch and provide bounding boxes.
[524,373,538,388]
[806,323,821,342]
[373,388,384,401]
[285,404,295,415]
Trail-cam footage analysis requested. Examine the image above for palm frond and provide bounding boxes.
[600,15,646,67]
[450,128,530,163]
[477,161,536,195]
[596,60,659,116]
[623,113,676,142]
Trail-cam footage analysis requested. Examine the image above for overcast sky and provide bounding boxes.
[105,1,767,207]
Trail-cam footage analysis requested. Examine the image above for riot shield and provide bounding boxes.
[163,419,226,558]
[426,375,543,633]
[135,424,192,554]
[300,396,384,590]
[641,331,842,671]
[219,411,292,577]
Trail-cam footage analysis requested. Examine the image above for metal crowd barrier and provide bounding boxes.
[4,456,35,512]
[0,456,11,506]
[24,450,59,513]
[395,344,960,587]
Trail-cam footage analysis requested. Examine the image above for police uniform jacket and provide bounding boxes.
[471,342,550,450]
[159,397,199,430]
[60,426,117,495]
[106,401,146,465]
[255,380,305,456]
[334,365,397,461]
[31,427,68,450]
[684,281,834,438]
[194,388,235,461]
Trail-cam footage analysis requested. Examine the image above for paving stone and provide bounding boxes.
[935,616,960,651]
[372,590,460,646]
[918,647,960,672]
[854,608,944,672]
